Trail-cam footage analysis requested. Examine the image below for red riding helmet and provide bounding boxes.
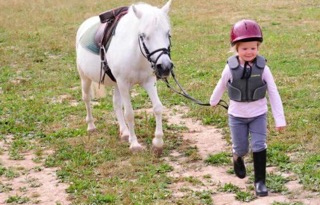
[230,19,263,46]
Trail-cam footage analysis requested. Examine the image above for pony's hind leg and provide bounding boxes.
[80,75,96,132]
[142,80,164,156]
[113,86,130,142]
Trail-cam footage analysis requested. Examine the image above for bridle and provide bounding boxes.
[138,33,228,110]
[138,34,172,78]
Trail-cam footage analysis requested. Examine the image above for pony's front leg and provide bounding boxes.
[113,86,129,142]
[117,82,144,152]
[142,80,164,156]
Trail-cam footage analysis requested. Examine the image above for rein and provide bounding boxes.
[137,34,228,110]
[163,70,229,110]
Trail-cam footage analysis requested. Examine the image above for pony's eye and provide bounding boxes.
[166,30,171,37]
[140,33,146,39]
[140,33,150,41]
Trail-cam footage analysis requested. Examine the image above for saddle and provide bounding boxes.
[95,6,129,82]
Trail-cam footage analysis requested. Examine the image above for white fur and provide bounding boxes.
[75,1,172,153]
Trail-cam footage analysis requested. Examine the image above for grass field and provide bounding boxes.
[0,0,319,204]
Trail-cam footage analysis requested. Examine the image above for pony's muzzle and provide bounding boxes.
[156,62,173,78]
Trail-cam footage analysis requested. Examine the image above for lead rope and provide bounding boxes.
[162,70,229,110]
[138,35,227,109]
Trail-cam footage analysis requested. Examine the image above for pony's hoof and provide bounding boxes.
[130,144,145,153]
[87,123,96,132]
[152,146,163,157]
[87,127,96,133]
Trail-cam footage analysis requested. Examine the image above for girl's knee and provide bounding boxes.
[233,147,249,157]
[252,142,267,153]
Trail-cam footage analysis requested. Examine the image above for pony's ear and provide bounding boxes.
[132,5,143,19]
[161,0,172,14]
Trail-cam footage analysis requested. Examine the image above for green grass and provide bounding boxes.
[235,191,256,202]
[272,202,304,205]
[267,173,289,193]
[0,0,319,204]
[205,152,231,165]
[5,195,30,204]
[218,183,241,193]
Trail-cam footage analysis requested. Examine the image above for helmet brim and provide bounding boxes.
[231,37,263,46]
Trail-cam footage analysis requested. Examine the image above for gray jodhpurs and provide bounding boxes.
[228,113,267,157]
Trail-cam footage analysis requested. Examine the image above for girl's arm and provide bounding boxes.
[263,66,287,128]
[210,65,231,106]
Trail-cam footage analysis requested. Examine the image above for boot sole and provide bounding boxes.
[256,191,268,197]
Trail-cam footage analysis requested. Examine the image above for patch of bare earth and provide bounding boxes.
[1,105,319,204]
[160,105,319,205]
[0,136,70,205]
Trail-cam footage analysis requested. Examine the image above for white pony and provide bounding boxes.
[75,1,173,154]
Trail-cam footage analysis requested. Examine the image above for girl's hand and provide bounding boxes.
[276,126,286,133]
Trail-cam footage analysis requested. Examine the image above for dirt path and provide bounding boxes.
[0,136,69,205]
[0,105,319,204]
[162,106,319,205]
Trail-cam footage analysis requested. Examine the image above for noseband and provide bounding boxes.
[138,34,171,75]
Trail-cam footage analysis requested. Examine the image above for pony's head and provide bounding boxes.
[133,0,173,79]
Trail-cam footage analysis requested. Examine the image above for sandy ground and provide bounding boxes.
[0,137,69,205]
[161,106,319,205]
[0,105,319,204]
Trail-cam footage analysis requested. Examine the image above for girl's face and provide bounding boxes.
[237,41,259,64]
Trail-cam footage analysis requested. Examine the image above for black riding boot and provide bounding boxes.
[233,154,246,179]
[253,149,268,197]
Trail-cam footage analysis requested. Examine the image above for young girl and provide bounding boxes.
[209,19,286,197]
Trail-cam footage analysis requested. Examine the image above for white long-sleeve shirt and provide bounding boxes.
[210,64,286,127]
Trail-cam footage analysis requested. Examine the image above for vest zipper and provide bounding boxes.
[246,78,249,101]
[244,62,251,101]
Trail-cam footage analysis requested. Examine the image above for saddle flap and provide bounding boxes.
[94,23,107,47]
